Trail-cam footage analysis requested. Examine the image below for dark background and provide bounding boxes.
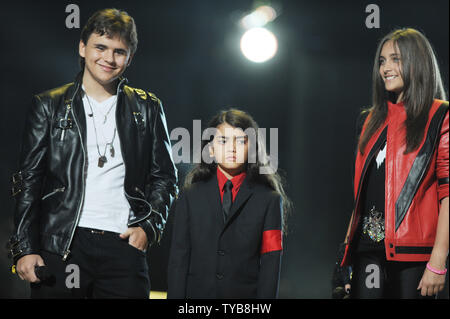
[0,0,448,298]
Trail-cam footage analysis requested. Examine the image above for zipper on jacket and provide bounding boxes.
[130,186,165,230]
[41,187,65,200]
[129,186,165,226]
[124,190,153,226]
[62,78,126,261]
[135,186,145,198]
[62,83,82,261]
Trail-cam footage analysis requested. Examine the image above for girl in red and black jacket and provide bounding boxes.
[167,109,292,299]
[336,28,448,299]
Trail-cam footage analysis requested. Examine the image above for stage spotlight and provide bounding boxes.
[241,5,277,29]
[240,27,278,63]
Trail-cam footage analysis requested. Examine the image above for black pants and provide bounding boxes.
[350,250,435,299]
[30,227,150,298]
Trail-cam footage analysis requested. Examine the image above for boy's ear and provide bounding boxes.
[126,53,134,67]
[79,40,86,58]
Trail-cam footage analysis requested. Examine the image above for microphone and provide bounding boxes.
[88,113,93,117]
[35,265,51,281]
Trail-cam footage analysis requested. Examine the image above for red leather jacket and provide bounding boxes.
[342,99,449,266]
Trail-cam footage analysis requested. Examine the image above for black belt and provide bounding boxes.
[77,227,119,236]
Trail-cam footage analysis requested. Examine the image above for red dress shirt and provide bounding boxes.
[216,167,247,203]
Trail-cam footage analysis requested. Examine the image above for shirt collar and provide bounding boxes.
[216,166,247,191]
[387,100,404,108]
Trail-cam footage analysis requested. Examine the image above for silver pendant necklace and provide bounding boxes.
[85,93,117,168]
[99,96,117,124]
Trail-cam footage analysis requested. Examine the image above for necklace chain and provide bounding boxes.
[85,92,117,165]
[100,96,117,124]
[90,94,117,124]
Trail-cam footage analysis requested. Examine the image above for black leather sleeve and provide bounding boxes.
[140,96,178,245]
[8,95,48,263]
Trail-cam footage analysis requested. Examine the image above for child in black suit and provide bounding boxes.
[168,109,291,299]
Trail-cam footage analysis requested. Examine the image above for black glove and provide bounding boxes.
[332,242,352,299]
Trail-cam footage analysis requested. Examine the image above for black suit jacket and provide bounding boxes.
[168,174,283,299]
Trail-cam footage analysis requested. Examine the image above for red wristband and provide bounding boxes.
[426,263,447,275]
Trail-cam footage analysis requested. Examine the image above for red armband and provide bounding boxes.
[260,230,282,255]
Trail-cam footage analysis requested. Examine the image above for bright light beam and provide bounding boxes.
[240,5,277,29]
[240,27,278,63]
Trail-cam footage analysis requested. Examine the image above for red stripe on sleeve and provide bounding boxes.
[260,230,283,255]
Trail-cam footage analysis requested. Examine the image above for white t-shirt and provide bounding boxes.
[77,88,131,234]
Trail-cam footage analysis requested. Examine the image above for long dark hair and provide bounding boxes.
[359,28,447,154]
[184,109,292,233]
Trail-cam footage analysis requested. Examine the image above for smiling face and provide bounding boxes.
[379,40,405,103]
[209,122,249,177]
[79,32,133,87]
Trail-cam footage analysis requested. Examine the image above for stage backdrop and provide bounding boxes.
[0,0,448,298]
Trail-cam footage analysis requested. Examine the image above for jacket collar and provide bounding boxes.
[225,176,253,227]
[73,70,129,95]
[204,172,254,233]
[65,71,130,152]
[216,166,247,197]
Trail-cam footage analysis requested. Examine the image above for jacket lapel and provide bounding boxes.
[69,82,87,145]
[394,102,449,231]
[221,177,253,234]
[204,175,225,228]
[354,124,387,203]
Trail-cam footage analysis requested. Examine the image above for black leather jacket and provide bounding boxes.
[8,72,178,263]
